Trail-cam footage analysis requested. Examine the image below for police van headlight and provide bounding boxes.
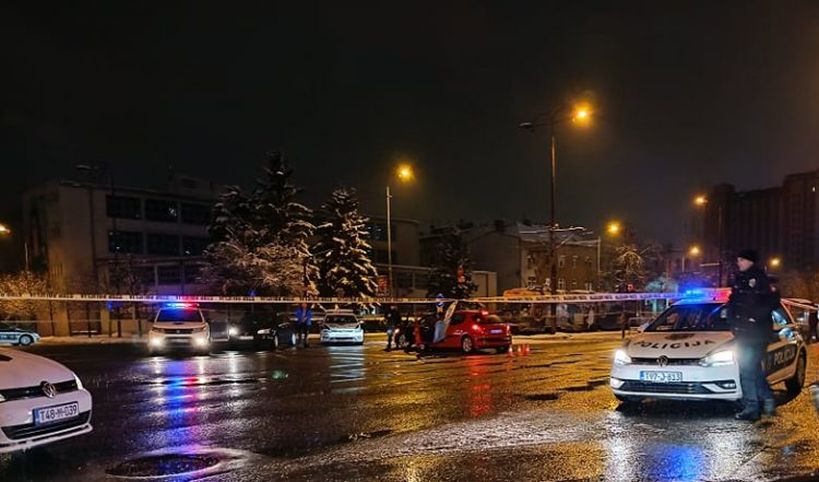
[700,349,735,367]
[228,326,239,337]
[614,349,632,366]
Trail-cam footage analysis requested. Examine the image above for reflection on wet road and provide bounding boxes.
[1,337,818,481]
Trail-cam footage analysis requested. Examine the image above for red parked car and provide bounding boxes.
[414,310,512,354]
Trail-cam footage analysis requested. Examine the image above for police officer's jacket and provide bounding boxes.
[726,265,780,343]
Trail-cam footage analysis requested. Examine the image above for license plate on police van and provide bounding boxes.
[34,402,79,425]
[490,329,503,334]
[639,371,682,383]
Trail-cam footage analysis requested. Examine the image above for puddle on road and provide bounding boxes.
[107,454,219,477]
[104,447,255,480]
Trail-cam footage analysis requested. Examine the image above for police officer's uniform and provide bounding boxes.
[727,251,780,420]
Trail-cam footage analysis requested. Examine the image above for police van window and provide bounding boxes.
[646,303,729,332]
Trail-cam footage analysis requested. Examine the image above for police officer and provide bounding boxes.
[727,249,779,421]
[385,304,401,351]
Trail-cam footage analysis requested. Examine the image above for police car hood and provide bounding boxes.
[626,331,735,359]
[0,348,76,390]
[153,321,208,330]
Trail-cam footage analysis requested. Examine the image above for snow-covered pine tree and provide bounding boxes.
[314,187,378,297]
[252,151,318,294]
[200,185,262,294]
[425,233,477,299]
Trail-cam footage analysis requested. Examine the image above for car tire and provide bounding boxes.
[496,345,510,354]
[18,335,34,346]
[289,333,297,347]
[786,352,807,396]
[461,336,475,354]
[397,333,407,348]
[272,333,280,350]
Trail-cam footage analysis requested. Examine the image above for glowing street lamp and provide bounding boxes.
[607,221,622,236]
[386,162,415,296]
[694,195,708,207]
[572,103,593,126]
[688,245,701,256]
[769,257,782,269]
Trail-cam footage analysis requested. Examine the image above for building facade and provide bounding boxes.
[460,221,600,295]
[703,169,819,272]
[23,177,219,296]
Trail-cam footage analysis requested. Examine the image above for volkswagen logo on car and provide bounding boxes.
[40,381,57,398]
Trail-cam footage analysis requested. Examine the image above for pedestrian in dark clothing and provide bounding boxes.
[385,304,401,351]
[295,303,312,347]
[726,249,780,421]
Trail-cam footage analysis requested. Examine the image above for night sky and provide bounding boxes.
[3,1,819,244]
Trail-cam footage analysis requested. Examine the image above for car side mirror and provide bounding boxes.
[637,322,649,333]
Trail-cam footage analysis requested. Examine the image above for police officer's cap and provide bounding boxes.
[737,249,759,263]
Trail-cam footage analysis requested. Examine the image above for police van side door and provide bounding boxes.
[765,305,800,382]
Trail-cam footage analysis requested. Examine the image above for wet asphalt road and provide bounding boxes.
[2,335,819,482]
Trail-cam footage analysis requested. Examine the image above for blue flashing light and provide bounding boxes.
[164,302,195,309]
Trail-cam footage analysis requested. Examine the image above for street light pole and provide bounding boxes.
[549,129,557,302]
[520,102,593,333]
[385,185,393,297]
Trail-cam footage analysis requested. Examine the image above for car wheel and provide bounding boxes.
[461,336,475,354]
[496,345,510,354]
[786,352,807,396]
[397,333,407,348]
[290,333,297,347]
[272,333,280,350]
[18,335,34,346]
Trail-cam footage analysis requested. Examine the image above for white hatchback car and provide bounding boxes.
[320,310,365,345]
[0,348,92,453]
[610,289,807,403]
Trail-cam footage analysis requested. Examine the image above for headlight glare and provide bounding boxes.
[700,349,735,367]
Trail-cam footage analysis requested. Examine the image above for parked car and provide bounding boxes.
[0,323,40,346]
[148,303,211,355]
[320,310,365,345]
[0,348,93,453]
[610,289,807,405]
[228,311,297,349]
[415,310,512,354]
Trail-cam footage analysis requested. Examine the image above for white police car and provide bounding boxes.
[148,303,211,354]
[0,348,93,453]
[320,310,364,345]
[610,289,807,403]
[0,323,40,346]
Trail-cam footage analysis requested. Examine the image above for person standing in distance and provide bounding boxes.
[385,304,401,351]
[295,302,313,348]
[727,249,779,421]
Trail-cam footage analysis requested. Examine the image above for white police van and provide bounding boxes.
[610,289,807,403]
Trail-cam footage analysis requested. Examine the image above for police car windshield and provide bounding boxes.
[325,316,357,325]
[156,309,203,323]
[646,303,730,332]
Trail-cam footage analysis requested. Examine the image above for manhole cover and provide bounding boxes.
[107,454,220,477]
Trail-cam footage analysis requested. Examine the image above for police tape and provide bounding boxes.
[0,292,814,309]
